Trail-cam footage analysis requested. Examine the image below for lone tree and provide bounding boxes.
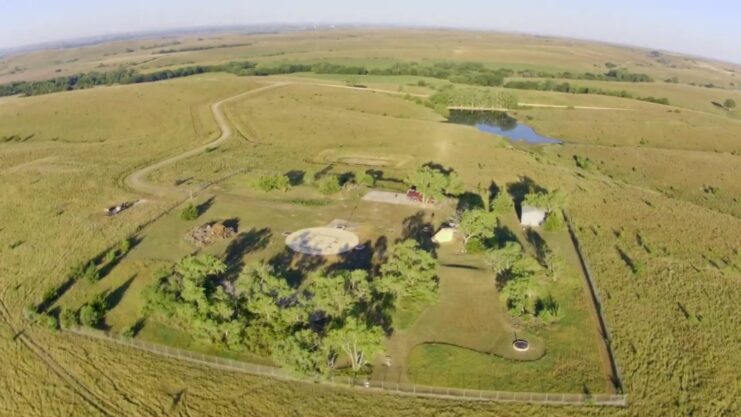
[405,165,463,204]
[724,98,736,109]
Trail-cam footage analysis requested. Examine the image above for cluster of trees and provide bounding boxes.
[143,239,438,376]
[427,86,518,115]
[250,168,378,196]
[516,68,653,82]
[451,185,564,321]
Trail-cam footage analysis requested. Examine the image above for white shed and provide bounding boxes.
[432,227,456,244]
[520,205,546,227]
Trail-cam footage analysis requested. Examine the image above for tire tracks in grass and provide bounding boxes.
[0,298,123,417]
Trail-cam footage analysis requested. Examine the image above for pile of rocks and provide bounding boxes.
[185,222,236,247]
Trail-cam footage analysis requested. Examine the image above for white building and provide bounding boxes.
[520,205,546,227]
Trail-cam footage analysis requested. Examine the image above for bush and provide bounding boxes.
[60,308,78,328]
[491,192,514,215]
[40,314,59,331]
[724,98,736,109]
[302,168,317,185]
[82,261,100,283]
[104,249,117,263]
[180,203,199,221]
[79,293,107,328]
[119,238,131,254]
[255,174,291,192]
[543,212,564,231]
[355,170,376,187]
[316,175,341,195]
[121,325,135,338]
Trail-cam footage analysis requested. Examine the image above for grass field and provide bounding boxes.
[0,28,739,417]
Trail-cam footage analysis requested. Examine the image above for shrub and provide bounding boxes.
[303,168,317,185]
[316,175,341,195]
[355,170,376,187]
[121,325,135,338]
[255,174,291,192]
[535,294,563,323]
[82,261,100,283]
[40,314,59,331]
[180,203,199,221]
[79,293,107,328]
[104,249,117,263]
[543,212,565,231]
[119,238,131,254]
[724,98,736,109]
[60,308,78,328]
[491,192,514,215]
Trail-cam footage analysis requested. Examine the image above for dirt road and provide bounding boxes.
[124,82,286,196]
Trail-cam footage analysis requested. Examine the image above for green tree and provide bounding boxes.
[82,261,100,283]
[523,189,567,213]
[272,329,323,376]
[485,241,525,276]
[355,170,376,187]
[458,209,496,249]
[119,238,131,255]
[180,203,199,221]
[324,317,384,373]
[316,175,341,195]
[377,240,438,300]
[724,98,736,109]
[255,174,291,192]
[491,192,514,215]
[79,293,107,327]
[310,270,370,320]
[59,308,78,328]
[405,165,463,204]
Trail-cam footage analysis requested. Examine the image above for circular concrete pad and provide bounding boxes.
[285,227,359,256]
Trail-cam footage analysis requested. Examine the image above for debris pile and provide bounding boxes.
[185,222,236,247]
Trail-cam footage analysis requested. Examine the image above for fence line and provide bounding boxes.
[563,210,625,394]
[66,327,626,407]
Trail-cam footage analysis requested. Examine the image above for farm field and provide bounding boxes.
[0,28,739,417]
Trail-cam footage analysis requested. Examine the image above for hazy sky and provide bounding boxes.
[2,0,740,62]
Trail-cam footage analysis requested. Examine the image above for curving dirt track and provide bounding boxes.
[124,82,287,196]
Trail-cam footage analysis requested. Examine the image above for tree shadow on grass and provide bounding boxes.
[196,197,215,217]
[284,170,305,186]
[222,227,272,280]
[491,219,519,248]
[400,211,437,256]
[456,192,484,212]
[268,249,327,288]
[104,275,136,311]
[98,235,143,280]
[525,229,551,267]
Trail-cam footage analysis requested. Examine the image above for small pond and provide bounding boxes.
[448,110,563,145]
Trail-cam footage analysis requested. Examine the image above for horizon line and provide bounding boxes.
[2,22,739,67]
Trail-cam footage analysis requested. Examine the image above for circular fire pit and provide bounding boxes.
[512,339,530,352]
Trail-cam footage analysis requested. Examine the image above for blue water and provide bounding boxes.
[475,122,563,144]
[447,110,563,145]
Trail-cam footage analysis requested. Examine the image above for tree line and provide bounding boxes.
[503,80,670,105]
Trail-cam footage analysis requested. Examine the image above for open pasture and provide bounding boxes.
[0,28,739,417]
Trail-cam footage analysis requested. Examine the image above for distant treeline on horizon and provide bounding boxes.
[0,60,663,103]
